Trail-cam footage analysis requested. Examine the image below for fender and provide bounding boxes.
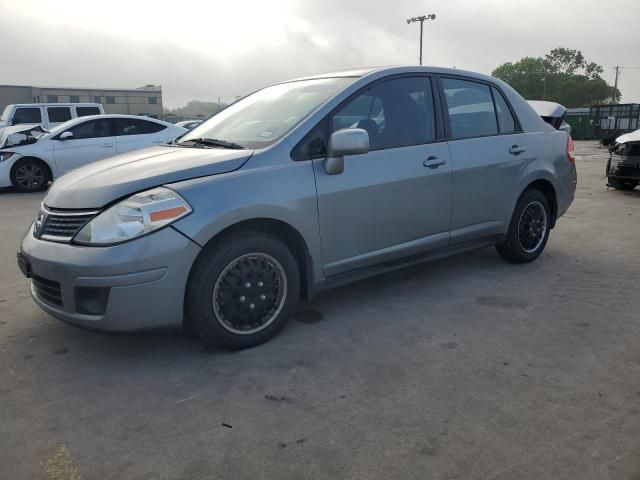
[507,169,559,230]
[169,157,325,285]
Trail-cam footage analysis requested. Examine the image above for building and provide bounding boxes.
[0,84,163,118]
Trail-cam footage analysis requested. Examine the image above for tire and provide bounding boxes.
[496,188,551,263]
[186,230,300,349]
[10,158,51,192]
[608,177,638,191]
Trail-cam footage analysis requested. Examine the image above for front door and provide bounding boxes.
[313,75,452,277]
[53,118,116,173]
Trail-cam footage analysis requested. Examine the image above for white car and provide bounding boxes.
[0,115,187,192]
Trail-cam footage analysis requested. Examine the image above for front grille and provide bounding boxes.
[32,275,63,307]
[36,206,99,242]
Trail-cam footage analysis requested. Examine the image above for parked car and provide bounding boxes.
[176,120,203,130]
[606,129,640,190]
[0,103,104,131]
[17,66,576,349]
[0,115,186,192]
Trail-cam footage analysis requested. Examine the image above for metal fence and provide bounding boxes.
[589,103,640,144]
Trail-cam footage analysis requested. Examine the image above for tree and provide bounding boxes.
[164,100,228,118]
[492,48,620,107]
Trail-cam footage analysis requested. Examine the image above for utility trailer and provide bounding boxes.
[590,103,640,146]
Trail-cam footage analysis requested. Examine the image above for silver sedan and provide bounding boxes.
[18,66,577,349]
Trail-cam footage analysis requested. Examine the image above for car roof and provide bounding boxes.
[58,114,170,126]
[9,103,102,107]
[284,67,386,82]
[281,65,499,84]
[44,114,176,137]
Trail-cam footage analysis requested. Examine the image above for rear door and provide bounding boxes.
[52,118,116,173]
[114,118,168,154]
[311,75,452,276]
[440,76,533,244]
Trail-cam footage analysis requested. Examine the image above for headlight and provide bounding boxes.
[0,152,15,162]
[74,187,192,245]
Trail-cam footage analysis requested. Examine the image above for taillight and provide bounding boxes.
[566,136,576,165]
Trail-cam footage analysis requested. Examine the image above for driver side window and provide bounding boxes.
[331,76,435,151]
[66,119,113,140]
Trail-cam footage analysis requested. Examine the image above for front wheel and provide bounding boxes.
[496,189,551,263]
[186,230,300,349]
[10,158,50,192]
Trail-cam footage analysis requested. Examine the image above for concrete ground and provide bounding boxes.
[1,141,639,480]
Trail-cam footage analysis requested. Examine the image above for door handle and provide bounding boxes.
[509,145,526,155]
[423,156,446,169]
[100,143,114,148]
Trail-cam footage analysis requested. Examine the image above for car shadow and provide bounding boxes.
[29,247,505,363]
[606,186,640,198]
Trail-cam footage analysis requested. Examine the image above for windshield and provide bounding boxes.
[179,77,355,149]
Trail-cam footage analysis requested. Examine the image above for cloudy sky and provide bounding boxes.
[1,0,639,108]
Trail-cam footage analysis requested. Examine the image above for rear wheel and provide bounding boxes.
[186,230,300,349]
[496,189,551,263]
[10,158,50,192]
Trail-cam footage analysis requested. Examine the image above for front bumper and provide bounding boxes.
[607,154,640,181]
[0,155,18,188]
[19,226,201,332]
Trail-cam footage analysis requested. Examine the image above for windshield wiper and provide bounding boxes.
[178,138,245,150]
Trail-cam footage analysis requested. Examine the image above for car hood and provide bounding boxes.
[44,146,253,209]
[615,129,640,145]
[0,124,46,148]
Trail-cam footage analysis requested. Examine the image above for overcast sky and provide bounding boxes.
[1,0,639,108]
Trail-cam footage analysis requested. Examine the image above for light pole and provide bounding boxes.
[406,14,436,65]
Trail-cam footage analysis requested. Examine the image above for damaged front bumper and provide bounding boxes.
[607,153,640,181]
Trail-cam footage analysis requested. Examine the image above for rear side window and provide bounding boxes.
[12,107,42,125]
[492,87,517,133]
[114,118,166,136]
[76,107,101,117]
[47,107,72,123]
[331,76,436,150]
[66,119,113,139]
[442,78,498,139]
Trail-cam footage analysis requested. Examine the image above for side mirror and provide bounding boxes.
[324,128,369,175]
[59,131,73,140]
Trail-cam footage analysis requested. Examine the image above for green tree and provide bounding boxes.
[164,100,228,118]
[492,48,619,107]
